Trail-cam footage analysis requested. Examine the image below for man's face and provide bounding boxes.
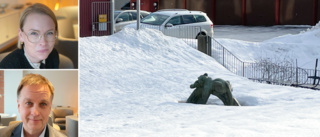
[17,84,52,134]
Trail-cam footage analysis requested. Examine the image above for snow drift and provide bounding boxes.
[217,22,320,69]
[80,27,320,137]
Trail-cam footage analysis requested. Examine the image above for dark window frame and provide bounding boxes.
[167,16,182,26]
[194,15,207,22]
[181,15,196,24]
[118,12,131,22]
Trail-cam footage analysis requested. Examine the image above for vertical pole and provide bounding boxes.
[223,47,225,67]
[111,0,114,35]
[296,59,298,85]
[184,0,187,9]
[243,62,245,77]
[209,36,212,56]
[137,0,140,30]
[313,58,318,85]
[275,0,280,25]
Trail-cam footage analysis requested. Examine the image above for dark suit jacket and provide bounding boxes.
[0,122,66,137]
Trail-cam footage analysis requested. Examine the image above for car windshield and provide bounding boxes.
[114,11,121,19]
[141,13,169,25]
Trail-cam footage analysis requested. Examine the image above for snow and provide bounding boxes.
[80,23,320,137]
[215,24,320,68]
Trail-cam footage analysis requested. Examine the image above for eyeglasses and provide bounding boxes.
[23,30,57,43]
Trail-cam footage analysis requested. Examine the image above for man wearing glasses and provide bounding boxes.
[0,3,59,69]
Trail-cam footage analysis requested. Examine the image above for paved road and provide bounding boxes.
[213,25,311,42]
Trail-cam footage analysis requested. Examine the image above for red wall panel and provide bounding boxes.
[80,0,110,37]
[215,0,242,25]
[131,0,159,12]
[159,0,184,9]
[280,0,313,25]
[246,0,276,25]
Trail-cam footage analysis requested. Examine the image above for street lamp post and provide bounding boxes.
[111,0,114,34]
[137,0,140,30]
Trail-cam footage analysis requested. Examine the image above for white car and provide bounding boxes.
[114,10,150,32]
[127,10,214,39]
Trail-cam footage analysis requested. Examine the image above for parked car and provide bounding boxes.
[114,10,150,32]
[126,10,214,39]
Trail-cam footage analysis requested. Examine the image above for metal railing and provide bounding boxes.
[209,37,319,86]
[139,25,319,87]
[139,24,201,46]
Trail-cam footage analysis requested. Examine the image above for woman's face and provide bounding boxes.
[19,13,56,63]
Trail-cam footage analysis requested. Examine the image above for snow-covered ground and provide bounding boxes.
[214,25,319,69]
[214,25,311,42]
[80,24,320,136]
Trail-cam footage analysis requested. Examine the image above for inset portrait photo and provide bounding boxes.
[0,70,78,137]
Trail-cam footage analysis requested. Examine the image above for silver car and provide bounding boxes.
[127,10,214,39]
[114,10,150,32]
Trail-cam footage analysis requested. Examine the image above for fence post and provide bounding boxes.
[207,36,212,56]
[223,47,225,67]
[313,58,318,85]
[295,59,298,85]
[197,35,212,56]
[243,62,245,77]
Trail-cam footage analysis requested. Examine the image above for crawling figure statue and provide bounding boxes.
[186,73,240,106]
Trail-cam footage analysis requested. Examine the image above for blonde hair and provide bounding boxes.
[17,73,54,101]
[18,3,58,49]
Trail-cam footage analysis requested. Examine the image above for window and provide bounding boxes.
[167,16,182,25]
[141,13,169,25]
[182,15,196,24]
[130,12,149,20]
[114,11,121,19]
[141,12,149,18]
[131,12,137,20]
[118,12,130,22]
[195,15,207,22]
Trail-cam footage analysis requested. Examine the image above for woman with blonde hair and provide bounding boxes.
[0,3,59,69]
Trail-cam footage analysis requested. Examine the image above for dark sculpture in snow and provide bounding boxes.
[186,73,240,106]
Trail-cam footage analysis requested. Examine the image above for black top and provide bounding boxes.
[0,48,59,69]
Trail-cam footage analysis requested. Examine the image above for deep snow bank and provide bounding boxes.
[80,28,230,94]
[80,28,320,137]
